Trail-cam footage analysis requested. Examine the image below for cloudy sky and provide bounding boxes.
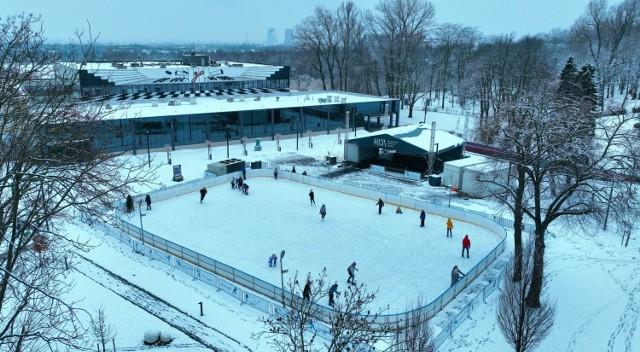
[5,0,620,45]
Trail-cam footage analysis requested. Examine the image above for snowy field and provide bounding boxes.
[120,176,502,312]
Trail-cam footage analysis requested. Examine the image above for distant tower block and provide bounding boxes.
[284,29,294,46]
[266,28,277,46]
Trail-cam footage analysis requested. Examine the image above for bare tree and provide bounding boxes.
[256,269,389,352]
[387,296,434,351]
[611,183,640,247]
[91,305,116,352]
[367,0,435,124]
[570,0,640,111]
[0,14,153,351]
[336,1,366,91]
[497,240,556,352]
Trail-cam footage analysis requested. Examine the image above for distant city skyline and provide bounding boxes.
[5,0,624,45]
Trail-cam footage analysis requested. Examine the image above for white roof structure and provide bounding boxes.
[347,123,465,154]
[101,90,394,120]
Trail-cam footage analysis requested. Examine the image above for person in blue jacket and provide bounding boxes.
[419,210,426,227]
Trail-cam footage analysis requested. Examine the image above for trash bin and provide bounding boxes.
[254,138,262,151]
[428,174,442,186]
[250,161,262,169]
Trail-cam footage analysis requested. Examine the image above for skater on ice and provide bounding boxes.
[303,279,312,300]
[231,177,236,189]
[268,253,277,267]
[242,164,246,179]
[145,194,152,210]
[199,187,208,203]
[309,189,316,205]
[126,194,134,213]
[447,218,454,237]
[376,198,384,214]
[319,204,326,220]
[462,235,471,258]
[347,262,358,284]
[237,177,243,191]
[328,282,340,306]
[274,167,278,179]
[242,182,249,195]
[451,265,465,286]
[419,210,426,227]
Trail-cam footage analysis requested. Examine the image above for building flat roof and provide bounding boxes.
[100,90,395,120]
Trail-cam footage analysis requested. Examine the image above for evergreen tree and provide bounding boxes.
[557,57,579,99]
[578,64,597,110]
[578,64,597,136]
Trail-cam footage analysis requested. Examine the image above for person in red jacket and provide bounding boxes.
[462,234,471,258]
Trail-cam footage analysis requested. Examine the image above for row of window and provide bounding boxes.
[94,101,397,153]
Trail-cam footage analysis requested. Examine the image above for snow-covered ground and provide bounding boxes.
[62,105,640,351]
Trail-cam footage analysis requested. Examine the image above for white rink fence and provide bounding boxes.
[101,167,516,349]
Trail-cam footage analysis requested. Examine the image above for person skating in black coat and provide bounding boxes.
[309,189,316,205]
[328,282,340,306]
[200,187,208,203]
[303,280,312,300]
[126,195,134,213]
[376,198,384,214]
[145,194,152,210]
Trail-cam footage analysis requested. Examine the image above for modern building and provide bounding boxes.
[66,60,400,154]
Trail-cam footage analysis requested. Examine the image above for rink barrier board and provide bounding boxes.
[104,167,522,345]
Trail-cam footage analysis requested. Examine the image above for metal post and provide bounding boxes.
[146,130,150,167]
[423,98,427,123]
[138,199,146,245]
[296,118,299,151]
[344,111,350,163]
[207,140,212,160]
[226,125,230,158]
[280,250,287,308]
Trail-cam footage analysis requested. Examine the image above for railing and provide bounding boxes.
[110,168,508,332]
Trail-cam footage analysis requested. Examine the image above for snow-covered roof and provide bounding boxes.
[100,90,394,120]
[348,123,465,154]
[445,153,488,168]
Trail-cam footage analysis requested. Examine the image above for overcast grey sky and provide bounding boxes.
[4,0,620,45]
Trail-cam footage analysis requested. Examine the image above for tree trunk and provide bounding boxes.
[512,171,525,282]
[525,227,545,308]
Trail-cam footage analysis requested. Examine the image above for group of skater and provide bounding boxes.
[125,194,152,212]
[230,176,249,195]
[294,262,359,306]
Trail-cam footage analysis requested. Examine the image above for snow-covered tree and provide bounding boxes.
[497,240,556,352]
[257,269,389,352]
[0,14,153,350]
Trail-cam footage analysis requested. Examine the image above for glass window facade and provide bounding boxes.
[96,100,398,153]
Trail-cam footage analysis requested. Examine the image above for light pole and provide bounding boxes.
[146,130,151,167]
[138,199,146,245]
[279,250,288,308]
[296,118,300,151]
[225,125,230,159]
[207,140,212,160]
[423,98,428,123]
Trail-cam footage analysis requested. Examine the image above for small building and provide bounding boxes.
[346,123,465,177]
[442,153,511,198]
